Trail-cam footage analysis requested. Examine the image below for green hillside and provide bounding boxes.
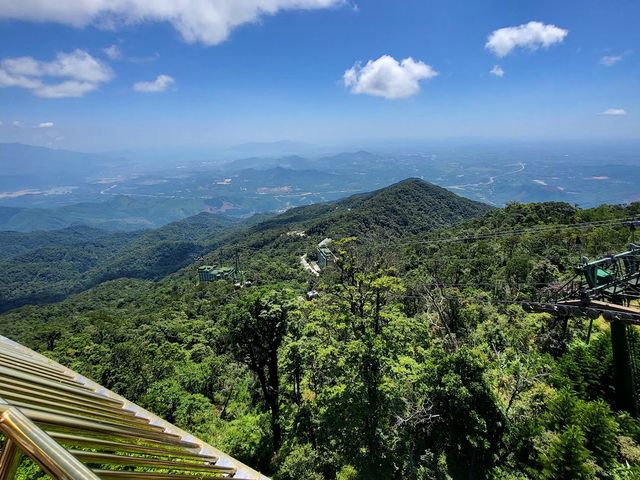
[0,179,487,312]
[1,181,640,479]
[0,212,236,311]
[0,225,135,259]
[252,177,491,237]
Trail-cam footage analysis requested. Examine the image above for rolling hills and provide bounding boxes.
[0,179,490,312]
[0,212,236,311]
[1,186,638,479]
[0,196,225,232]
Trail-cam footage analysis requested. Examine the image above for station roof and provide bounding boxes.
[199,265,235,273]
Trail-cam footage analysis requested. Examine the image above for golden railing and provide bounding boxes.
[0,335,269,480]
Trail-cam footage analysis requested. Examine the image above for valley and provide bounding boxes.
[2,142,639,232]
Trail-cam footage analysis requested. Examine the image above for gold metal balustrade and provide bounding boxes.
[0,335,269,480]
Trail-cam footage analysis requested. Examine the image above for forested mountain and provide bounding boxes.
[0,179,485,312]
[251,177,491,237]
[0,225,132,259]
[0,212,236,311]
[1,181,640,479]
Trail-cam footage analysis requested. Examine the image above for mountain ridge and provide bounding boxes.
[0,212,237,312]
[0,178,490,312]
[251,177,491,238]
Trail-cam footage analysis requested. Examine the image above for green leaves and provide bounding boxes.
[541,426,596,480]
[221,287,297,452]
[2,197,640,479]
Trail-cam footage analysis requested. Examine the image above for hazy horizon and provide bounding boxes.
[1,0,638,151]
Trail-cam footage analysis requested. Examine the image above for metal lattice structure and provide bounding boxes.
[0,335,269,480]
[524,245,640,416]
[530,244,640,307]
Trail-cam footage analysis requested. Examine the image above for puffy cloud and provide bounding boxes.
[133,74,175,93]
[0,0,344,46]
[343,55,438,99]
[36,80,101,98]
[486,21,568,57]
[12,120,22,127]
[103,44,122,60]
[0,49,113,98]
[37,121,54,128]
[600,108,627,116]
[490,65,505,77]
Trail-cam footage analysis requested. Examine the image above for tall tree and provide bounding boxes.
[223,288,295,452]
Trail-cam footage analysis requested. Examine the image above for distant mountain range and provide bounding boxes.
[0,196,224,232]
[2,142,639,228]
[223,140,320,158]
[0,143,130,190]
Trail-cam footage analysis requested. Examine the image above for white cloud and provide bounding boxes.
[0,0,344,46]
[133,74,175,93]
[599,54,623,66]
[490,65,505,77]
[12,120,22,127]
[36,80,101,98]
[103,44,122,60]
[486,21,568,57]
[0,49,113,98]
[343,55,438,99]
[37,121,54,128]
[600,108,627,116]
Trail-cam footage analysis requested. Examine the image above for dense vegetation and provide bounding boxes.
[252,178,491,238]
[0,213,236,311]
[1,179,640,479]
[0,179,484,312]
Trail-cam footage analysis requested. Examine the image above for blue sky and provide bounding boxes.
[0,0,638,151]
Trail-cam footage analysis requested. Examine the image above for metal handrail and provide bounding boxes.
[0,335,269,480]
[0,402,100,480]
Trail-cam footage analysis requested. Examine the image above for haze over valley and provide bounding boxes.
[1,141,638,231]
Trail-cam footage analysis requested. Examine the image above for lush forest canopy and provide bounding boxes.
[1,179,640,479]
[0,213,237,311]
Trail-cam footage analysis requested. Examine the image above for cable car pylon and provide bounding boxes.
[524,244,640,415]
